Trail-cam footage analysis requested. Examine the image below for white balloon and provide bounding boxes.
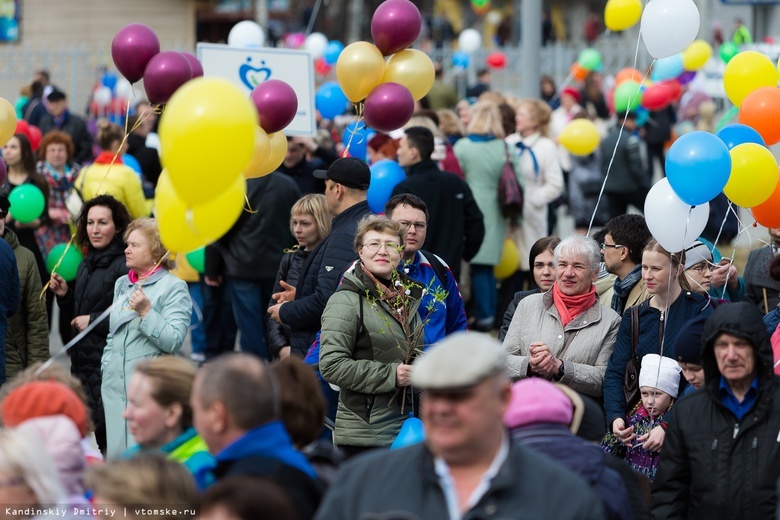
[641,0,700,59]
[486,11,503,26]
[228,20,266,48]
[305,32,329,59]
[458,29,482,54]
[93,86,113,108]
[115,78,133,100]
[644,178,709,252]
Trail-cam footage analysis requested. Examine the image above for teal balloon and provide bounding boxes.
[614,80,642,113]
[46,243,83,282]
[391,416,425,449]
[651,54,684,82]
[185,247,205,274]
[577,48,602,72]
[666,131,732,206]
[8,184,45,224]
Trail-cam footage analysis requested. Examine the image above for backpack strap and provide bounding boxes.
[421,250,449,288]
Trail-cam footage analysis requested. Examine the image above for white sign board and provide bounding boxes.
[197,43,316,136]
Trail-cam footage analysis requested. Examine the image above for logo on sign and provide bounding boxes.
[238,57,271,90]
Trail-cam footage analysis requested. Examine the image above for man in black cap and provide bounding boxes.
[267,157,371,357]
[38,89,94,165]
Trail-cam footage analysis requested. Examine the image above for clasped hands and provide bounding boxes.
[527,342,562,379]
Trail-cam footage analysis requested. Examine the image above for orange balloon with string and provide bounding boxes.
[570,63,589,82]
[615,67,643,86]
[752,175,780,228]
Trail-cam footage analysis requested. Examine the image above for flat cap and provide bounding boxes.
[412,332,507,390]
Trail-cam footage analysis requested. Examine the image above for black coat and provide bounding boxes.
[276,146,338,195]
[38,111,95,165]
[279,201,371,357]
[57,241,127,432]
[498,288,541,342]
[126,133,162,186]
[652,302,780,520]
[391,159,484,278]
[265,247,310,357]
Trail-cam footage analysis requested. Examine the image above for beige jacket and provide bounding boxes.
[599,279,651,315]
[503,291,621,398]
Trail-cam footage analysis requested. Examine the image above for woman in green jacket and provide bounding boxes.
[319,215,424,458]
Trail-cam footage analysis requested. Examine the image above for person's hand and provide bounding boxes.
[13,218,40,229]
[638,425,666,452]
[291,136,318,153]
[49,273,69,297]
[612,418,636,446]
[267,303,285,324]
[279,346,291,359]
[273,280,296,303]
[528,342,556,377]
[710,261,738,291]
[129,288,151,317]
[71,315,90,332]
[396,364,413,387]
[204,275,222,287]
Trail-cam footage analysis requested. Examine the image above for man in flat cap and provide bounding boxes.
[313,331,605,520]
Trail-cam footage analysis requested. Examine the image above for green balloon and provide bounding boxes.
[185,247,205,274]
[8,184,45,224]
[471,0,490,6]
[614,80,642,113]
[719,42,739,64]
[46,243,83,282]
[577,48,602,71]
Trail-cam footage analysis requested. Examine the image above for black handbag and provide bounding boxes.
[623,305,641,408]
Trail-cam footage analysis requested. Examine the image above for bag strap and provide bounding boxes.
[421,250,449,288]
[503,141,513,162]
[630,305,639,361]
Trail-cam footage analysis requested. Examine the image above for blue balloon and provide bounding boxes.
[323,40,344,65]
[391,416,425,449]
[368,159,406,213]
[102,72,118,92]
[342,120,369,162]
[666,131,732,206]
[651,54,684,82]
[452,51,470,69]
[716,124,765,150]
[316,82,349,120]
[123,154,143,177]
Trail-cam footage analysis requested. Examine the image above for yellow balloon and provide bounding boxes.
[159,78,257,206]
[723,51,778,107]
[382,49,435,101]
[604,0,642,32]
[559,120,600,156]
[336,42,386,103]
[494,238,520,280]
[243,127,272,179]
[0,97,17,147]
[155,170,246,253]
[725,143,778,208]
[252,131,287,178]
[682,40,713,71]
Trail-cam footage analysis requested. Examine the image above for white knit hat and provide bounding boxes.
[684,241,713,270]
[639,354,682,398]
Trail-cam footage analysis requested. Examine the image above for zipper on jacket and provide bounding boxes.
[711,439,718,450]
[733,423,740,439]
[752,436,758,449]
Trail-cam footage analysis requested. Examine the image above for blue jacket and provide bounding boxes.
[0,239,20,384]
[604,292,712,426]
[764,308,780,336]
[403,251,467,347]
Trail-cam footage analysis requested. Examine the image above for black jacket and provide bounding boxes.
[57,241,127,431]
[277,146,338,195]
[209,172,301,280]
[38,111,95,165]
[126,133,162,186]
[391,159,484,277]
[279,201,371,357]
[652,302,780,520]
[265,247,310,357]
[498,288,541,341]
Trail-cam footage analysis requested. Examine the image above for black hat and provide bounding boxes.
[47,89,66,102]
[673,314,708,365]
[313,158,370,190]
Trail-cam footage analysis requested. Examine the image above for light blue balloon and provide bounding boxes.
[635,107,649,127]
[716,124,765,150]
[452,51,470,69]
[368,159,406,213]
[343,120,369,162]
[123,153,143,177]
[666,131,732,206]
[315,82,349,120]
[651,54,684,82]
[391,416,425,449]
[323,40,344,65]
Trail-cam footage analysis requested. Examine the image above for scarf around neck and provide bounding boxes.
[552,283,597,326]
[612,263,643,313]
[128,264,163,284]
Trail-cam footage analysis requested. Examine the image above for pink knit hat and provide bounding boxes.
[503,378,574,429]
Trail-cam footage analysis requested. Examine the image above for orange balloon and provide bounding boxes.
[752,176,780,228]
[739,86,780,146]
[570,63,588,82]
[615,68,643,86]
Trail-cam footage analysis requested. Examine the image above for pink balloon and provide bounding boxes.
[371,0,422,56]
[250,80,298,134]
[111,24,160,84]
[143,51,193,105]
[179,52,204,78]
[363,82,414,133]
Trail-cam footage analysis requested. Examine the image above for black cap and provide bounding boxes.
[47,89,66,102]
[313,158,370,190]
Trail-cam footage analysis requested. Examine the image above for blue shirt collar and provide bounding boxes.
[718,375,760,421]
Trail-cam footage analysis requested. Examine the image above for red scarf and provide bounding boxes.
[128,265,162,284]
[94,151,125,165]
[552,283,597,327]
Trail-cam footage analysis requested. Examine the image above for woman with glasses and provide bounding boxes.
[319,215,423,459]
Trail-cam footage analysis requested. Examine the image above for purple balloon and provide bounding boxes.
[371,0,422,56]
[677,70,697,86]
[250,80,298,134]
[143,51,193,105]
[363,82,414,133]
[111,24,160,84]
[179,52,204,78]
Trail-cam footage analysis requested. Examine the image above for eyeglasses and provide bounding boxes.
[397,220,427,230]
[689,262,715,274]
[601,243,626,250]
[362,241,402,253]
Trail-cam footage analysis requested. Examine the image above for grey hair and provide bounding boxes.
[554,235,601,273]
[0,429,66,506]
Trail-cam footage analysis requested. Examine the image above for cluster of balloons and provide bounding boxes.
[570,48,602,81]
[312,39,345,77]
[316,82,349,120]
[604,0,641,31]
[90,72,134,124]
[335,0,434,133]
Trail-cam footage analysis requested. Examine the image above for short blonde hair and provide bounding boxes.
[520,99,553,138]
[124,217,174,270]
[466,101,505,138]
[436,109,465,137]
[404,115,444,138]
[290,194,331,242]
[353,215,406,253]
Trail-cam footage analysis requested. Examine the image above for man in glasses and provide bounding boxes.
[599,214,653,314]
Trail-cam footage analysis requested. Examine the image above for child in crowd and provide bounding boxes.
[602,353,681,482]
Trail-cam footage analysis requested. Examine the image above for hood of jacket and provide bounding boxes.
[701,302,774,393]
[2,229,19,250]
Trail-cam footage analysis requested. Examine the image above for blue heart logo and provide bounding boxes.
[238,57,271,90]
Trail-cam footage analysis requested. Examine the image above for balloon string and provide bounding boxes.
[714,105,739,133]
[549,70,575,106]
[39,234,78,300]
[243,194,258,214]
[342,104,365,158]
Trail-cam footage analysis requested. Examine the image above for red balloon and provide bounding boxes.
[111,23,160,84]
[753,175,780,228]
[143,51,193,105]
[739,87,780,146]
[486,51,507,69]
[27,125,42,152]
[642,84,671,111]
[250,80,298,134]
[315,57,332,76]
[363,82,414,132]
[179,52,204,78]
[660,80,683,103]
[371,0,422,56]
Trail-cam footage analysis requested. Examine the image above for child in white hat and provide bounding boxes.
[602,353,681,481]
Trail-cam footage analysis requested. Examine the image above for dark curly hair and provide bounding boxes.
[75,194,132,249]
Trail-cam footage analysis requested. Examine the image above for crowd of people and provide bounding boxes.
[0,58,778,520]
